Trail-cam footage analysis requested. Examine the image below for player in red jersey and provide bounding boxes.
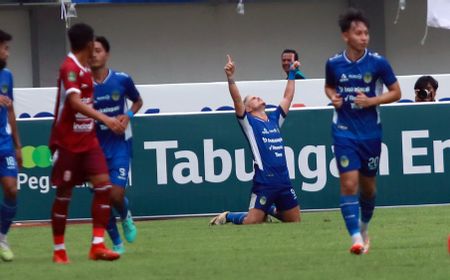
[49,23,125,264]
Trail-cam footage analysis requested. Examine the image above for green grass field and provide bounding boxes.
[0,206,449,280]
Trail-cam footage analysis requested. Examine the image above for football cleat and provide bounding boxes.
[89,243,120,261]
[361,231,370,254]
[350,243,365,255]
[0,239,13,262]
[112,243,125,255]
[209,211,229,226]
[122,214,137,243]
[53,249,69,264]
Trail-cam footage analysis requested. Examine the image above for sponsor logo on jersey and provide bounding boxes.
[68,71,77,82]
[81,83,89,89]
[364,72,372,83]
[339,74,348,82]
[73,121,94,132]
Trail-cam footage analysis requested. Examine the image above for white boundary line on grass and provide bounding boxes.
[13,202,450,224]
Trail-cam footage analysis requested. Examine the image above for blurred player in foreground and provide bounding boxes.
[325,8,401,255]
[49,23,124,264]
[209,54,301,225]
[0,29,22,262]
[91,36,143,254]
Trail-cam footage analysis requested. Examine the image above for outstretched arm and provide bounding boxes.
[224,55,245,117]
[279,60,300,114]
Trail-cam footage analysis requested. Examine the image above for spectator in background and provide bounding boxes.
[281,49,306,80]
[414,75,438,102]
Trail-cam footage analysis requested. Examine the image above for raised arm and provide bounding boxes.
[224,55,245,117]
[279,60,300,114]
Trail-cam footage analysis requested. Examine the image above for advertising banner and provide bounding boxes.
[15,103,450,220]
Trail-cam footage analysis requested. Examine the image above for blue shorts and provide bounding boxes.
[249,183,299,212]
[0,151,18,178]
[106,150,130,189]
[333,136,381,177]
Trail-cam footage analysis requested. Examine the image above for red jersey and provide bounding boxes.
[49,53,99,153]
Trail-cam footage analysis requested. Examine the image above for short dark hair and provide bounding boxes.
[95,36,110,53]
[68,23,94,52]
[414,76,438,91]
[338,8,370,32]
[282,49,298,61]
[0,29,12,44]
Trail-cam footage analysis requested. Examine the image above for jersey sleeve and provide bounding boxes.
[269,106,286,128]
[7,71,13,101]
[124,75,140,102]
[379,57,397,87]
[325,59,336,87]
[60,64,81,95]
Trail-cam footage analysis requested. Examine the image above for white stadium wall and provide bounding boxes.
[0,8,33,87]
[0,0,449,88]
[14,74,450,118]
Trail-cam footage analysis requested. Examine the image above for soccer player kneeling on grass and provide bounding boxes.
[209,55,301,226]
[49,23,125,264]
[325,9,401,255]
[91,36,143,254]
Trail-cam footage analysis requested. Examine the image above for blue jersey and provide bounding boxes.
[0,68,14,153]
[238,106,291,187]
[325,49,397,140]
[94,70,140,158]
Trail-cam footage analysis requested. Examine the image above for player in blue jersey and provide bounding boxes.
[91,36,143,254]
[0,30,22,262]
[325,9,401,255]
[209,54,301,225]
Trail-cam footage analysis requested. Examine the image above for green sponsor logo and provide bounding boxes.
[22,145,52,169]
[68,71,77,82]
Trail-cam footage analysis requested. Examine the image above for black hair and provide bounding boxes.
[338,8,370,32]
[282,49,298,61]
[95,36,110,53]
[0,29,12,44]
[414,75,439,91]
[68,23,94,52]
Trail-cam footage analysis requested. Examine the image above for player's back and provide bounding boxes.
[50,53,99,153]
[0,68,14,152]
[325,50,397,140]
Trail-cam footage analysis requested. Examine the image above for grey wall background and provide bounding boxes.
[0,0,449,87]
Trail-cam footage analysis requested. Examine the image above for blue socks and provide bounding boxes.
[119,197,129,220]
[226,212,247,225]
[107,196,131,245]
[360,195,376,224]
[1,197,17,235]
[340,195,360,236]
[106,212,122,246]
